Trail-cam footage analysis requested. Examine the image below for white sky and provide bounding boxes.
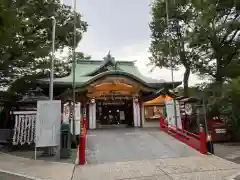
[63,0,202,86]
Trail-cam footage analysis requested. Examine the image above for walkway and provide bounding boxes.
[86,128,200,164]
[0,152,240,180]
[0,171,33,180]
[0,128,240,179]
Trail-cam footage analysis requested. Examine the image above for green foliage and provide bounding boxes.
[6,51,91,98]
[189,0,240,138]
[55,51,91,78]
[203,78,240,140]
[0,0,19,42]
[0,0,88,88]
[149,0,198,96]
[176,86,203,97]
[150,0,240,139]
[189,0,240,82]
[36,51,91,78]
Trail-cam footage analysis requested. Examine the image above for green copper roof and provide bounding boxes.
[38,59,181,89]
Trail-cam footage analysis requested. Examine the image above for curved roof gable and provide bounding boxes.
[85,57,120,76]
[38,55,182,89]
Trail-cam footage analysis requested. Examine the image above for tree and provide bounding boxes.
[35,51,91,78]
[5,50,91,98]
[0,0,19,43]
[55,51,91,77]
[149,0,198,96]
[0,0,88,88]
[189,0,240,84]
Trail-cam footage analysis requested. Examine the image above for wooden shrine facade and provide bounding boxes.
[38,53,181,129]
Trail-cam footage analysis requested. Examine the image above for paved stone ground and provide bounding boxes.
[235,175,240,180]
[0,152,75,180]
[1,129,240,180]
[1,151,240,180]
[86,128,200,164]
[73,155,240,180]
[214,143,240,180]
[214,142,240,164]
[0,147,77,164]
[0,171,32,180]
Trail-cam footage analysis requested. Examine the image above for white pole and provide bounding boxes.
[70,0,77,145]
[165,0,173,88]
[34,146,37,160]
[165,0,178,129]
[49,17,56,101]
[49,15,56,156]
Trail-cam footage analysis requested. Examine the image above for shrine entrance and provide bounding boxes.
[82,76,150,129]
[96,99,133,128]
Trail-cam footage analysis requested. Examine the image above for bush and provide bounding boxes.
[207,78,240,141]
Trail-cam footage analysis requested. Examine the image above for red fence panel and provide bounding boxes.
[160,117,207,154]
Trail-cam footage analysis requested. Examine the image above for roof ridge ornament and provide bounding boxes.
[103,50,116,64]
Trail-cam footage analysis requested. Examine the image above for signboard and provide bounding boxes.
[63,102,81,121]
[63,103,70,123]
[63,102,81,135]
[36,100,61,147]
[165,100,182,130]
[75,103,81,120]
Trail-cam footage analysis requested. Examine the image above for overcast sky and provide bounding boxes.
[63,0,201,86]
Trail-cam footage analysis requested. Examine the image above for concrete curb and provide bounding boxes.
[227,172,240,180]
[0,169,43,180]
[0,151,78,180]
[0,151,76,165]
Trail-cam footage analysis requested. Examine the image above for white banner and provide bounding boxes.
[63,102,81,135]
[133,100,141,127]
[63,103,70,123]
[166,100,182,130]
[36,100,61,147]
[75,102,81,120]
[89,103,96,129]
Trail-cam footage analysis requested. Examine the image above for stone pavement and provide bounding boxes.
[0,171,33,180]
[86,128,200,164]
[0,152,74,180]
[73,155,240,180]
[234,175,240,180]
[214,142,240,164]
[1,152,240,180]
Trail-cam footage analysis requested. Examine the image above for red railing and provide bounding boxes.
[160,117,207,154]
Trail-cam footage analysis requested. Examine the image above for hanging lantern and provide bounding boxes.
[91,98,95,104]
[134,97,138,102]
[185,103,193,115]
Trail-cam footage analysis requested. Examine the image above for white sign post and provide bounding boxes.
[166,100,182,130]
[35,100,61,160]
[63,102,81,135]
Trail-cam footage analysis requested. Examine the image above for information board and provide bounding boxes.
[165,100,182,130]
[36,100,61,147]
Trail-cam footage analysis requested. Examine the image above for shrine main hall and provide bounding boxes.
[38,53,181,129]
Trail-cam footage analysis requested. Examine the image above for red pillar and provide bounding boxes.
[160,117,164,130]
[199,124,207,154]
[160,116,166,131]
[79,135,86,165]
[79,106,87,165]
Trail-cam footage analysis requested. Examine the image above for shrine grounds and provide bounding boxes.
[0,128,240,179]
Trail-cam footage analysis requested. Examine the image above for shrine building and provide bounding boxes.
[38,53,181,129]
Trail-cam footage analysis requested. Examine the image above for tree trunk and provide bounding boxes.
[183,66,190,97]
[175,20,190,97]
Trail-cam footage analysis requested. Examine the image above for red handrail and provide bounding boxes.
[160,117,206,154]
